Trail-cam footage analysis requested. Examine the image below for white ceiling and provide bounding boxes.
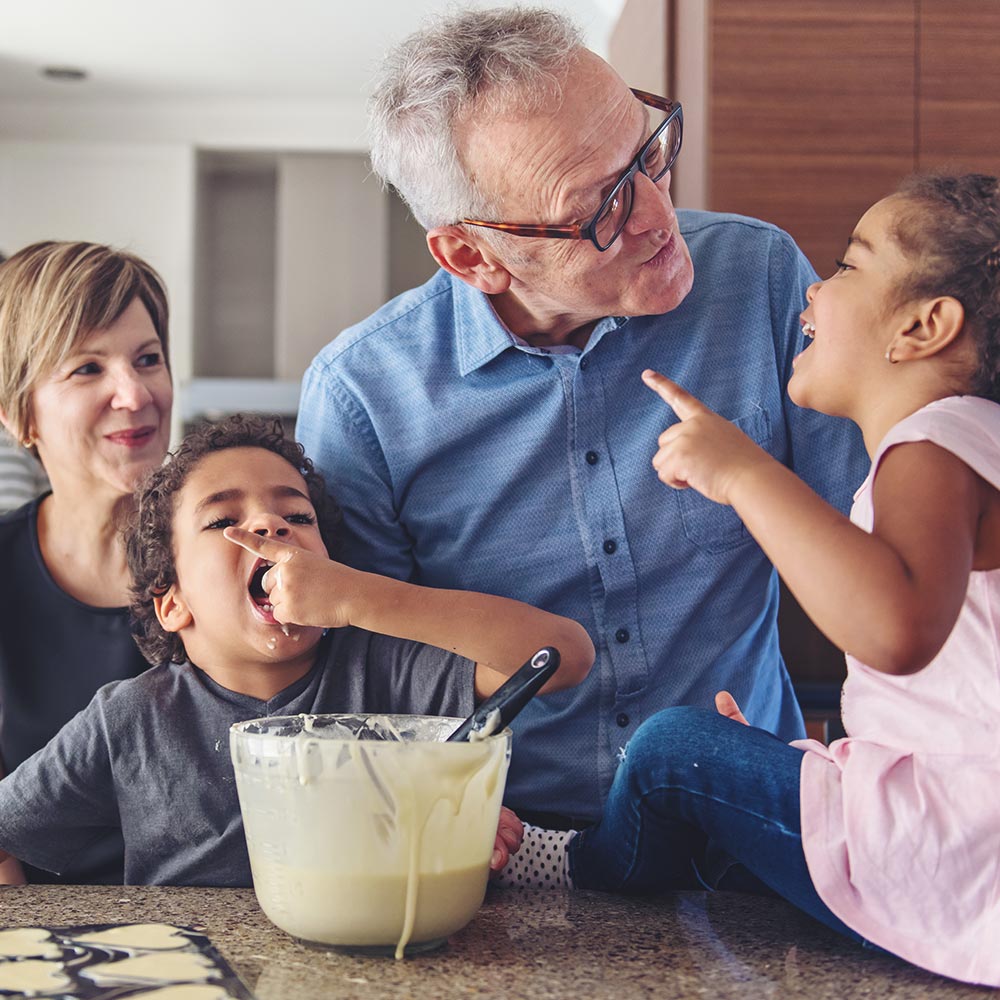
[0,0,622,104]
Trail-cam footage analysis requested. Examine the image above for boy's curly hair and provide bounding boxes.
[126,414,341,665]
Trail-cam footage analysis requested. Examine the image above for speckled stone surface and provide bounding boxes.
[0,883,990,998]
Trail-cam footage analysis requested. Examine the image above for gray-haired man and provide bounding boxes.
[297,6,865,828]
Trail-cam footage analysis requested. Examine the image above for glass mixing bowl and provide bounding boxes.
[230,713,511,958]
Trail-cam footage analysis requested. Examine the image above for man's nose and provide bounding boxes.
[624,170,675,236]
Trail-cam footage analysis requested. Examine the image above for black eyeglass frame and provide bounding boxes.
[461,88,683,252]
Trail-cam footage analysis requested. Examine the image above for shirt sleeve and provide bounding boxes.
[0,688,119,876]
[297,358,419,582]
[767,229,868,513]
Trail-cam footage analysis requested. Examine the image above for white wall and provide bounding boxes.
[0,140,196,438]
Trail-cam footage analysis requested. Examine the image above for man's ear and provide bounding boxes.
[891,296,966,361]
[154,584,193,634]
[426,226,512,296]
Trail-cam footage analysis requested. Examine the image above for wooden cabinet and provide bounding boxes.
[708,0,1000,274]
[709,0,915,275]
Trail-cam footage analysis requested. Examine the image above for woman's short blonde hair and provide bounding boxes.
[0,241,170,444]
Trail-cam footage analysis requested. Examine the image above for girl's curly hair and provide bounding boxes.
[126,413,341,665]
[891,173,1000,402]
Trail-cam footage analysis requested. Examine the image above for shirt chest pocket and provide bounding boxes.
[675,407,773,553]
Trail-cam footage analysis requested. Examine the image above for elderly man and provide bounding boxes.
[297,6,865,827]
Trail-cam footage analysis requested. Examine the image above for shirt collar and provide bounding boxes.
[450,273,628,375]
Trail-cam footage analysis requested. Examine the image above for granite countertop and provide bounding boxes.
[0,883,989,999]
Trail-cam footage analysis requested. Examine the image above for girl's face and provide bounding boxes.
[159,446,328,674]
[789,195,915,420]
[28,298,173,501]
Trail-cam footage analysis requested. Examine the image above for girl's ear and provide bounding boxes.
[891,296,966,361]
[154,584,193,633]
[425,226,513,296]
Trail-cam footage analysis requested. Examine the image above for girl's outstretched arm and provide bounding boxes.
[643,371,983,675]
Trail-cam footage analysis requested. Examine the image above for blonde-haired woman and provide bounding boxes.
[0,241,172,883]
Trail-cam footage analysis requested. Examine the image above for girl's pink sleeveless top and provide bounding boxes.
[798,396,1000,987]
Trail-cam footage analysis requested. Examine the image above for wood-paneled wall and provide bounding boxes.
[710,0,916,276]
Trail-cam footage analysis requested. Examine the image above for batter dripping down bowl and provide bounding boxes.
[230,713,511,958]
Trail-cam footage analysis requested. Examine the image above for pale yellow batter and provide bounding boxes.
[125,985,236,999]
[81,951,220,986]
[70,922,191,951]
[0,957,72,993]
[233,715,510,959]
[0,927,60,958]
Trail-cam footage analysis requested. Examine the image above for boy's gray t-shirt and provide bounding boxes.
[0,626,475,886]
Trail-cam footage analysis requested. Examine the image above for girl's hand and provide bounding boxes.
[224,527,356,628]
[715,690,749,726]
[642,369,772,506]
[490,806,525,873]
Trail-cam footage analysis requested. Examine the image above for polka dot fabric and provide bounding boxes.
[496,824,576,889]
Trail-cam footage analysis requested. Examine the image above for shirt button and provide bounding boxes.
[615,628,630,644]
[580,356,590,370]
[616,712,630,728]
[603,539,617,554]
[585,451,599,465]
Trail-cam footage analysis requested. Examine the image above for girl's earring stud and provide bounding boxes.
[885,347,898,364]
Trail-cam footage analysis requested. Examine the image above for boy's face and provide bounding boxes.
[155,446,328,675]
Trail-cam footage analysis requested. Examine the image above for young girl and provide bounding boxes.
[503,173,1000,987]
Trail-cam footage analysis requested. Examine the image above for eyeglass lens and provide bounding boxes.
[592,112,681,250]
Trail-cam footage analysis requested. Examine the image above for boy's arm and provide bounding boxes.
[643,372,982,676]
[225,528,595,698]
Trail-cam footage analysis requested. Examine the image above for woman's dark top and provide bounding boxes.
[0,495,149,882]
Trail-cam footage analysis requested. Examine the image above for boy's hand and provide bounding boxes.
[642,369,771,506]
[490,806,524,874]
[224,527,355,628]
[714,690,749,726]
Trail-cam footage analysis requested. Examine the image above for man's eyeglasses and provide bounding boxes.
[462,89,683,253]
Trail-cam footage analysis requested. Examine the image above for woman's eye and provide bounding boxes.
[206,517,237,530]
[136,352,163,368]
[833,259,853,275]
[286,513,316,525]
[71,362,101,376]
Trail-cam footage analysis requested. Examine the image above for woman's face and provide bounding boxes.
[29,297,173,500]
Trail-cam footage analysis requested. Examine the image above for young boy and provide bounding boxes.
[0,415,593,886]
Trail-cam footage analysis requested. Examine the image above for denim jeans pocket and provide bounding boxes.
[676,406,772,553]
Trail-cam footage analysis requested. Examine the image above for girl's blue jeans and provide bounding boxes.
[567,706,862,943]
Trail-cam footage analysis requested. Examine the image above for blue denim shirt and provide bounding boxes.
[297,210,867,821]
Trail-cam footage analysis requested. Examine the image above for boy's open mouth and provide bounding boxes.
[248,559,274,608]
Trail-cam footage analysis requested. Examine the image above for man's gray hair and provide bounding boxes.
[368,6,584,230]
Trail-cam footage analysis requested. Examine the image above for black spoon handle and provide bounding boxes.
[446,647,561,742]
